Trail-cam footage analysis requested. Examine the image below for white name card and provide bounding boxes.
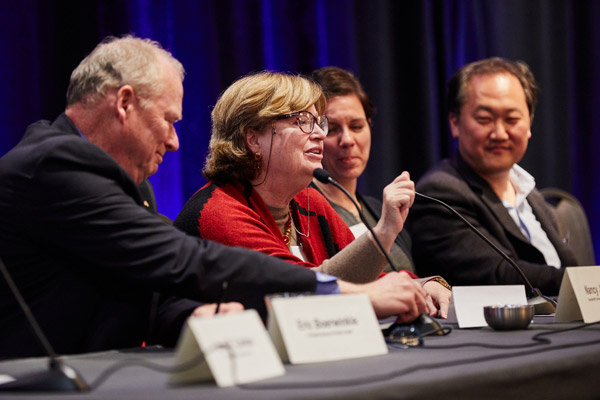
[555,266,600,323]
[267,293,387,364]
[452,285,527,328]
[169,310,284,387]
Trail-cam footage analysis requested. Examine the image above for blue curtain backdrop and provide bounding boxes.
[1,0,598,261]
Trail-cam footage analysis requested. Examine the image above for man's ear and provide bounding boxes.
[449,113,460,139]
[116,85,135,123]
[246,128,262,153]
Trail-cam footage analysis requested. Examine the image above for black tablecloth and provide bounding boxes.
[1,320,599,399]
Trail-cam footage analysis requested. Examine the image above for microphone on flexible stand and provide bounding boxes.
[414,192,556,315]
[313,167,556,315]
[313,168,399,272]
[0,257,89,392]
[314,168,446,338]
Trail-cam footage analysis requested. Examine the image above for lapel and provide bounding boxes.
[451,153,577,266]
[453,153,531,245]
[357,191,379,219]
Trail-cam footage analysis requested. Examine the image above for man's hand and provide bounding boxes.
[191,302,244,317]
[422,280,452,318]
[338,271,428,323]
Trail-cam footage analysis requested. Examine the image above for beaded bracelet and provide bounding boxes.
[425,276,452,291]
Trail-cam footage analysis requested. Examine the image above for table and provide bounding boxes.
[1,319,599,399]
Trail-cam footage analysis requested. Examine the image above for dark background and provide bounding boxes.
[1,0,598,261]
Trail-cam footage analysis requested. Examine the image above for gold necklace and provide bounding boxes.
[282,209,292,246]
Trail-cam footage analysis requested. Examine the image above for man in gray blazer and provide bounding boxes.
[408,57,578,295]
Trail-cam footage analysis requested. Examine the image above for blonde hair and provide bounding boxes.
[66,35,184,108]
[204,71,326,182]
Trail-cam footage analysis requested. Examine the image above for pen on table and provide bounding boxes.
[215,281,228,314]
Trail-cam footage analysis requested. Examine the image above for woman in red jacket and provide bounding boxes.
[174,71,448,316]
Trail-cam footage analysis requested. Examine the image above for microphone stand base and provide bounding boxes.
[528,295,557,315]
[0,359,89,392]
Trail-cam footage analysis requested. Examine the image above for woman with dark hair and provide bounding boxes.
[310,66,451,317]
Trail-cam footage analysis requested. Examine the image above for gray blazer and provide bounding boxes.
[407,153,578,295]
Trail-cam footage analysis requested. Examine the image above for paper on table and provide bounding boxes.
[452,285,527,328]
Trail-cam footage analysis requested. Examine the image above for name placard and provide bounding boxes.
[555,266,600,323]
[267,293,387,364]
[452,285,527,328]
[169,310,284,387]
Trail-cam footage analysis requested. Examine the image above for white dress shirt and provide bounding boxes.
[501,164,561,268]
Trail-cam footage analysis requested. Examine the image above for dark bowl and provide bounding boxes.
[484,305,534,330]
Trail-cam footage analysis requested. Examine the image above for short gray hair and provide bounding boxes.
[66,35,184,108]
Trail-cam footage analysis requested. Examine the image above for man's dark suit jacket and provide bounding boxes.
[0,113,317,359]
[407,153,578,295]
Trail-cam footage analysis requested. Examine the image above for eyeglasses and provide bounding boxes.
[275,111,328,136]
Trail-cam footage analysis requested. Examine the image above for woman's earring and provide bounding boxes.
[254,152,262,172]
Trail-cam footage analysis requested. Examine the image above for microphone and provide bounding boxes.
[413,192,556,315]
[315,168,451,333]
[313,168,399,272]
[0,257,89,392]
[314,168,555,315]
